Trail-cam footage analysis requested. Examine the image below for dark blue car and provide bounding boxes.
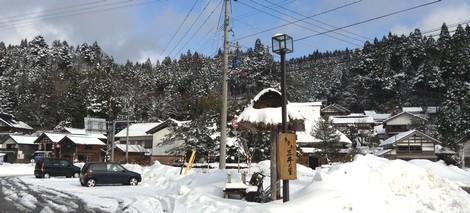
[79,162,141,187]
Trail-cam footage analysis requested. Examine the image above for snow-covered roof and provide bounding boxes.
[379,130,441,146]
[115,144,148,153]
[64,127,107,139]
[238,88,304,126]
[4,135,37,145]
[43,133,67,143]
[64,127,86,134]
[384,111,427,123]
[115,122,162,137]
[331,115,375,124]
[293,103,351,145]
[60,135,106,145]
[146,119,190,134]
[402,107,423,114]
[364,110,391,122]
[0,113,33,130]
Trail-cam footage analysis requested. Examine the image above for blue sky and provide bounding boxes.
[0,0,469,64]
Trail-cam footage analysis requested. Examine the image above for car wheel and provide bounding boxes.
[86,179,96,187]
[43,173,50,179]
[73,172,80,178]
[129,177,139,186]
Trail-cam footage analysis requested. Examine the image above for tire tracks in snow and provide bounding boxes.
[0,176,106,212]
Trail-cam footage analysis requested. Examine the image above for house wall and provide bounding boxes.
[386,114,413,125]
[59,140,103,162]
[113,150,150,165]
[393,134,437,161]
[1,139,37,163]
[463,140,470,167]
[152,127,172,155]
[115,136,153,150]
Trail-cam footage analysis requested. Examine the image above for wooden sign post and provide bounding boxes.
[277,133,297,180]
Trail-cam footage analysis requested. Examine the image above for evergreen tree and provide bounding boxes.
[312,117,341,164]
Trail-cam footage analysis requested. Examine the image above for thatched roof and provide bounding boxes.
[237,88,305,132]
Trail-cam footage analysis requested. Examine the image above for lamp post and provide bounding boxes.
[272,33,293,203]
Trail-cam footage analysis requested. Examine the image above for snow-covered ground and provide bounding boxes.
[1,154,470,213]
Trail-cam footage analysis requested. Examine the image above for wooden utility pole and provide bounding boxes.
[219,0,229,169]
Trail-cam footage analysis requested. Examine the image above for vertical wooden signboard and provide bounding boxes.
[277,133,297,180]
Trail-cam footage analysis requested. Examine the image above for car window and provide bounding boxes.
[60,160,70,167]
[107,164,124,172]
[92,164,106,171]
[50,159,61,167]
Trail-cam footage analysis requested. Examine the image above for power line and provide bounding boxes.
[171,0,223,58]
[238,0,363,47]
[264,0,370,41]
[234,0,362,42]
[157,0,200,59]
[297,0,442,42]
[167,0,213,58]
[0,0,162,31]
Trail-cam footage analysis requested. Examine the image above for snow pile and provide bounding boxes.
[170,154,470,213]
[1,155,470,213]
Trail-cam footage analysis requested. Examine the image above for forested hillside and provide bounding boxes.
[0,23,468,148]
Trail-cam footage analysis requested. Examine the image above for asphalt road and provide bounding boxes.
[0,176,106,213]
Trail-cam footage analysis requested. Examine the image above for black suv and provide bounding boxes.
[34,158,80,178]
[80,162,142,187]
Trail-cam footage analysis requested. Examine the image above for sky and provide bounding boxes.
[0,0,469,64]
[1,154,470,212]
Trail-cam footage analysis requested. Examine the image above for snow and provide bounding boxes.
[238,88,304,125]
[1,154,470,212]
[115,122,162,137]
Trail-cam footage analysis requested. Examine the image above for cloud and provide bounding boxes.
[391,2,470,36]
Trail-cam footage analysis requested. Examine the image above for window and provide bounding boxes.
[92,164,106,171]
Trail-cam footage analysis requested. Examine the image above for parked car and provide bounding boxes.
[34,158,80,178]
[80,162,142,187]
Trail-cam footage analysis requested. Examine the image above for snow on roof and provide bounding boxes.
[292,103,351,144]
[364,110,391,122]
[402,107,423,113]
[64,127,86,134]
[146,119,190,134]
[64,127,107,139]
[8,135,37,145]
[115,144,148,153]
[115,122,162,137]
[331,115,375,124]
[379,130,441,146]
[62,135,106,145]
[0,113,33,130]
[380,130,415,146]
[43,133,67,143]
[238,99,304,126]
[384,111,427,123]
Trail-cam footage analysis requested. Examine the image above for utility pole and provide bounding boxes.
[219,0,229,169]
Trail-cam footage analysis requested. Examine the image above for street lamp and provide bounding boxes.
[272,33,293,203]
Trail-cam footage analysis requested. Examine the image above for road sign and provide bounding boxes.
[231,117,239,129]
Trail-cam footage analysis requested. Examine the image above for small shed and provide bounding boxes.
[378,129,441,161]
[0,113,34,135]
[57,134,106,162]
[33,133,68,158]
[458,135,470,167]
[114,143,150,165]
[0,134,38,163]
